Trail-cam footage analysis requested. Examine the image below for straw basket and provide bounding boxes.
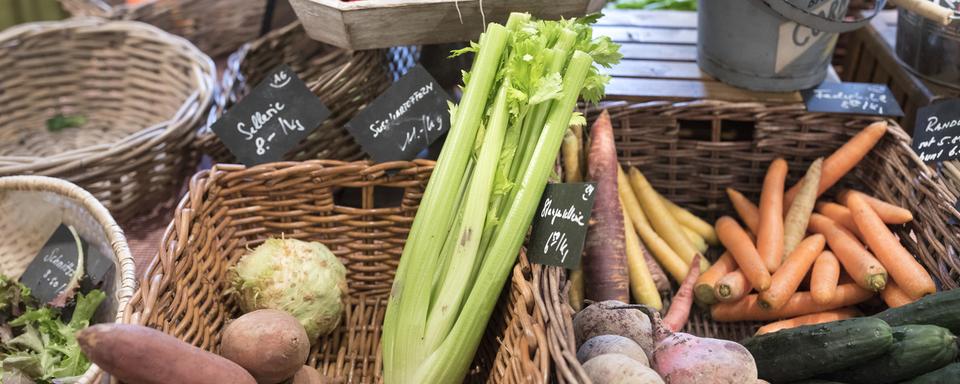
[198,21,394,164]
[0,176,137,384]
[59,0,295,57]
[124,160,550,383]
[0,18,216,223]
[543,100,960,383]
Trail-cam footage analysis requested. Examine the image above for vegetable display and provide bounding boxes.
[381,13,621,384]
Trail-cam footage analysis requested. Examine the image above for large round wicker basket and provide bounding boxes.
[58,0,295,57]
[0,175,137,384]
[124,160,550,383]
[0,18,216,223]
[542,100,960,384]
[197,21,394,164]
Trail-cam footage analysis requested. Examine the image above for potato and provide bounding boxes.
[577,335,649,366]
[583,353,665,384]
[221,309,310,384]
[574,300,654,357]
[290,365,336,384]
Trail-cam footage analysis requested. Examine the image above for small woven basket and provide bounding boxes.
[198,21,395,164]
[543,100,960,383]
[0,175,137,384]
[0,18,216,223]
[124,160,550,383]
[58,0,295,57]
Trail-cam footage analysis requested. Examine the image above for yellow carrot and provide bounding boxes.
[618,168,689,282]
[622,199,664,310]
[630,167,710,272]
[681,225,709,253]
[569,269,584,311]
[661,196,719,245]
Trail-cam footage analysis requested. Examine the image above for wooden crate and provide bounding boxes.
[287,0,604,50]
[596,10,844,104]
[841,9,960,132]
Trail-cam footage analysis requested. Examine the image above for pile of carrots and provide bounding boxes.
[694,121,937,334]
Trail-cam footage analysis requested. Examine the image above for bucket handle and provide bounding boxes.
[760,0,888,33]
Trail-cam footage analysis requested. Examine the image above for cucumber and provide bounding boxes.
[901,363,960,384]
[824,324,958,384]
[741,317,893,383]
[874,289,960,334]
[789,380,848,384]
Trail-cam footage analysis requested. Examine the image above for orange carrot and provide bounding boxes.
[726,188,760,234]
[716,216,771,291]
[715,269,752,303]
[784,121,888,206]
[759,234,826,310]
[839,189,913,224]
[881,279,916,308]
[664,254,702,332]
[695,252,736,305]
[847,193,935,298]
[711,283,874,322]
[755,307,861,335]
[811,251,840,305]
[816,202,863,239]
[758,159,788,273]
[808,214,887,292]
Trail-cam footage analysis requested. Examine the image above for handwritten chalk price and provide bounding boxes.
[802,82,904,117]
[912,99,960,163]
[528,183,597,268]
[212,65,331,166]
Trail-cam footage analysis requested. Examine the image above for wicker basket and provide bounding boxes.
[198,21,394,164]
[123,160,550,383]
[543,100,960,383]
[0,175,137,384]
[0,18,216,223]
[58,0,295,57]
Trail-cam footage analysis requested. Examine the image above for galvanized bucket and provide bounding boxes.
[698,0,886,92]
[897,0,960,90]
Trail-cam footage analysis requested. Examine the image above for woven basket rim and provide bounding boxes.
[0,17,216,174]
[0,175,137,384]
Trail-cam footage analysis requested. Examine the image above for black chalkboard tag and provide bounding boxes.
[527,183,597,268]
[345,65,452,163]
[80,245,114,293]
[19,224,84,307]
[212,65,331,166]
[912,99,960,163]
[802,82,904,117]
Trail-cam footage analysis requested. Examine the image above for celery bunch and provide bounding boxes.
[382,13,620,383]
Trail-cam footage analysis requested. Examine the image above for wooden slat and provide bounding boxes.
[605,77,803,103]
[597,9,698,28]
[593,25,697,44]
[604,60,708,80]
[618,43,697,61]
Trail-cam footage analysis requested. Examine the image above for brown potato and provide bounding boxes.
[221,309,310,384]
[291,365,338,384]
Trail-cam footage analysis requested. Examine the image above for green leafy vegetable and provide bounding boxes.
[614,0,697,11]
[382,12,619,384]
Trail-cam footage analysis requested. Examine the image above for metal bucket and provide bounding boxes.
[698,0,886,92]
[897,1,960,90]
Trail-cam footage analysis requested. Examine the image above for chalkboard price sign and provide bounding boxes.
[802,82,904,117]
[345,65,452,163]
[912,99,960,163]
[19,224,84,307]
[212,65,331,166]
[527,183,597,268]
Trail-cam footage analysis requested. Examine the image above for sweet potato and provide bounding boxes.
[221,309,310,384]
[77,324,257,384]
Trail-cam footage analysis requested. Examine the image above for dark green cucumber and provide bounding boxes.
[789,380,848,384]
[900,362,960,384]
[825,324,958,384]
[741,317,893,383]
[875,289,960,334]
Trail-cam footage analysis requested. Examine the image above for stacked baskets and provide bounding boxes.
[0,176,137,383]
[0,18,215,223]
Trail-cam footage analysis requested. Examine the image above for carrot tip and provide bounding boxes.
[868,274,888,292]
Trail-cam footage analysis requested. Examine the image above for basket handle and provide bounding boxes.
[889,0,955,26]
[759,0,887,33]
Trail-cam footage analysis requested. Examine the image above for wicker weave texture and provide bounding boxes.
[199,21,393,165]
[125,160,551,383]
[0,176,137,384]
[544,100,960,383]
[0,18,215,223]
[59,0,295,57]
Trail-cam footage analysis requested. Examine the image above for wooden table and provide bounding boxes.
[595,10,839,104]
